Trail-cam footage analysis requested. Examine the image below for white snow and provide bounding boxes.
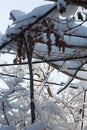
[25,121,45,130]
[0,125,16,130]
[9,10,26,21]
[57,0,78,17]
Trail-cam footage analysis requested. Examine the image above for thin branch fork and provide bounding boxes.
[57,62,86,94]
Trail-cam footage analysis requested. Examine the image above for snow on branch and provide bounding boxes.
[45,0,87,8]
[0,1,87,81]
[0,4,57,50]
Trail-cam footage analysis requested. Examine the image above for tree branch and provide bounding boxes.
[23,36,35,124]
[45,0,87,8]
[0,4,57,50]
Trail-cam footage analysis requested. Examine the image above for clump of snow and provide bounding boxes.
[10,4,55,24]
[57,0,66,12]
[57,0,78,17]
[9,10,26,21]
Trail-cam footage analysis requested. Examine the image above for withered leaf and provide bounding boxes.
[77,12,83,21]
[42,19,48,27]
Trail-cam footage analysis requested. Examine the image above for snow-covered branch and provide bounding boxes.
[45,0,87,8]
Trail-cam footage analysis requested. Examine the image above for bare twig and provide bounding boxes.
[0,72,63,86]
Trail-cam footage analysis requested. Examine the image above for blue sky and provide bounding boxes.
[0,0,52,33]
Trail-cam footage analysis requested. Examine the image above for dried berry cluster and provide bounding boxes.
[27,34,35,59]
[13,17,66,63]
[54,32,66,52]
[13,38,25,63]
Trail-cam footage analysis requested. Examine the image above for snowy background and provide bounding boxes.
[0,0,87,130]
